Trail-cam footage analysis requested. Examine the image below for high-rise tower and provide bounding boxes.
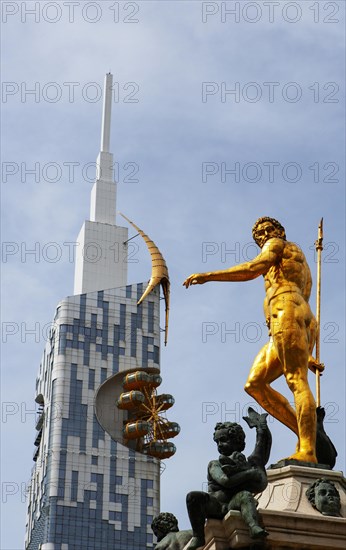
[25,74,171,550]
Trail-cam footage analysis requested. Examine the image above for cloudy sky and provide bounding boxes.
[2,1,345,548]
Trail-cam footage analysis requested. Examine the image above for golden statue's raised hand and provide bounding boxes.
[183,273,208,288]
[308,358,325,375]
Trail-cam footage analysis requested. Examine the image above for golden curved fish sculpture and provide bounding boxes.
[119,213,170,345]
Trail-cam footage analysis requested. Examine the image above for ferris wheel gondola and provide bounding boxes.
[116,369,180,460]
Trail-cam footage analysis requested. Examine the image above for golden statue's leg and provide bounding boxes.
[273,315,317,463]
[283,369,317,462]
[244,342,298,436]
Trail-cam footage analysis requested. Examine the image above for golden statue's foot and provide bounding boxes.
[286,451,317,463]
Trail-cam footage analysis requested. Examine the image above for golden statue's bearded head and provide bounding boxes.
[252,217,286,247]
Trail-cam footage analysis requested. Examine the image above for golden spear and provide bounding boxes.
[315,218,323,407]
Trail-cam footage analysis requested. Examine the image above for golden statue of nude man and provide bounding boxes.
[183,217,321,463]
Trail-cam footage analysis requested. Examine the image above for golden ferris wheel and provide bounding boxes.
[116,370,180,459]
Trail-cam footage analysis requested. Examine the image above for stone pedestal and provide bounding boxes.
[185,466,346,550]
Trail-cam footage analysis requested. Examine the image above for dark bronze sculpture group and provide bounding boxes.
[186,408,271,548]
[151,217,341,549]
[151,407,271,549]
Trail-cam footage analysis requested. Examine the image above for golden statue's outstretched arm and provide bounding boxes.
[183,238,284,288]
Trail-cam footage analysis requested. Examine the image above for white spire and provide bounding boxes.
[90,73,116,223]
[100,72,112,153]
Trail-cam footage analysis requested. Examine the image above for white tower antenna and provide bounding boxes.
[90,73,116,222]
[100,72,112,153]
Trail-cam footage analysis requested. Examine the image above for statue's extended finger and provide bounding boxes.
[183,277,191,288]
